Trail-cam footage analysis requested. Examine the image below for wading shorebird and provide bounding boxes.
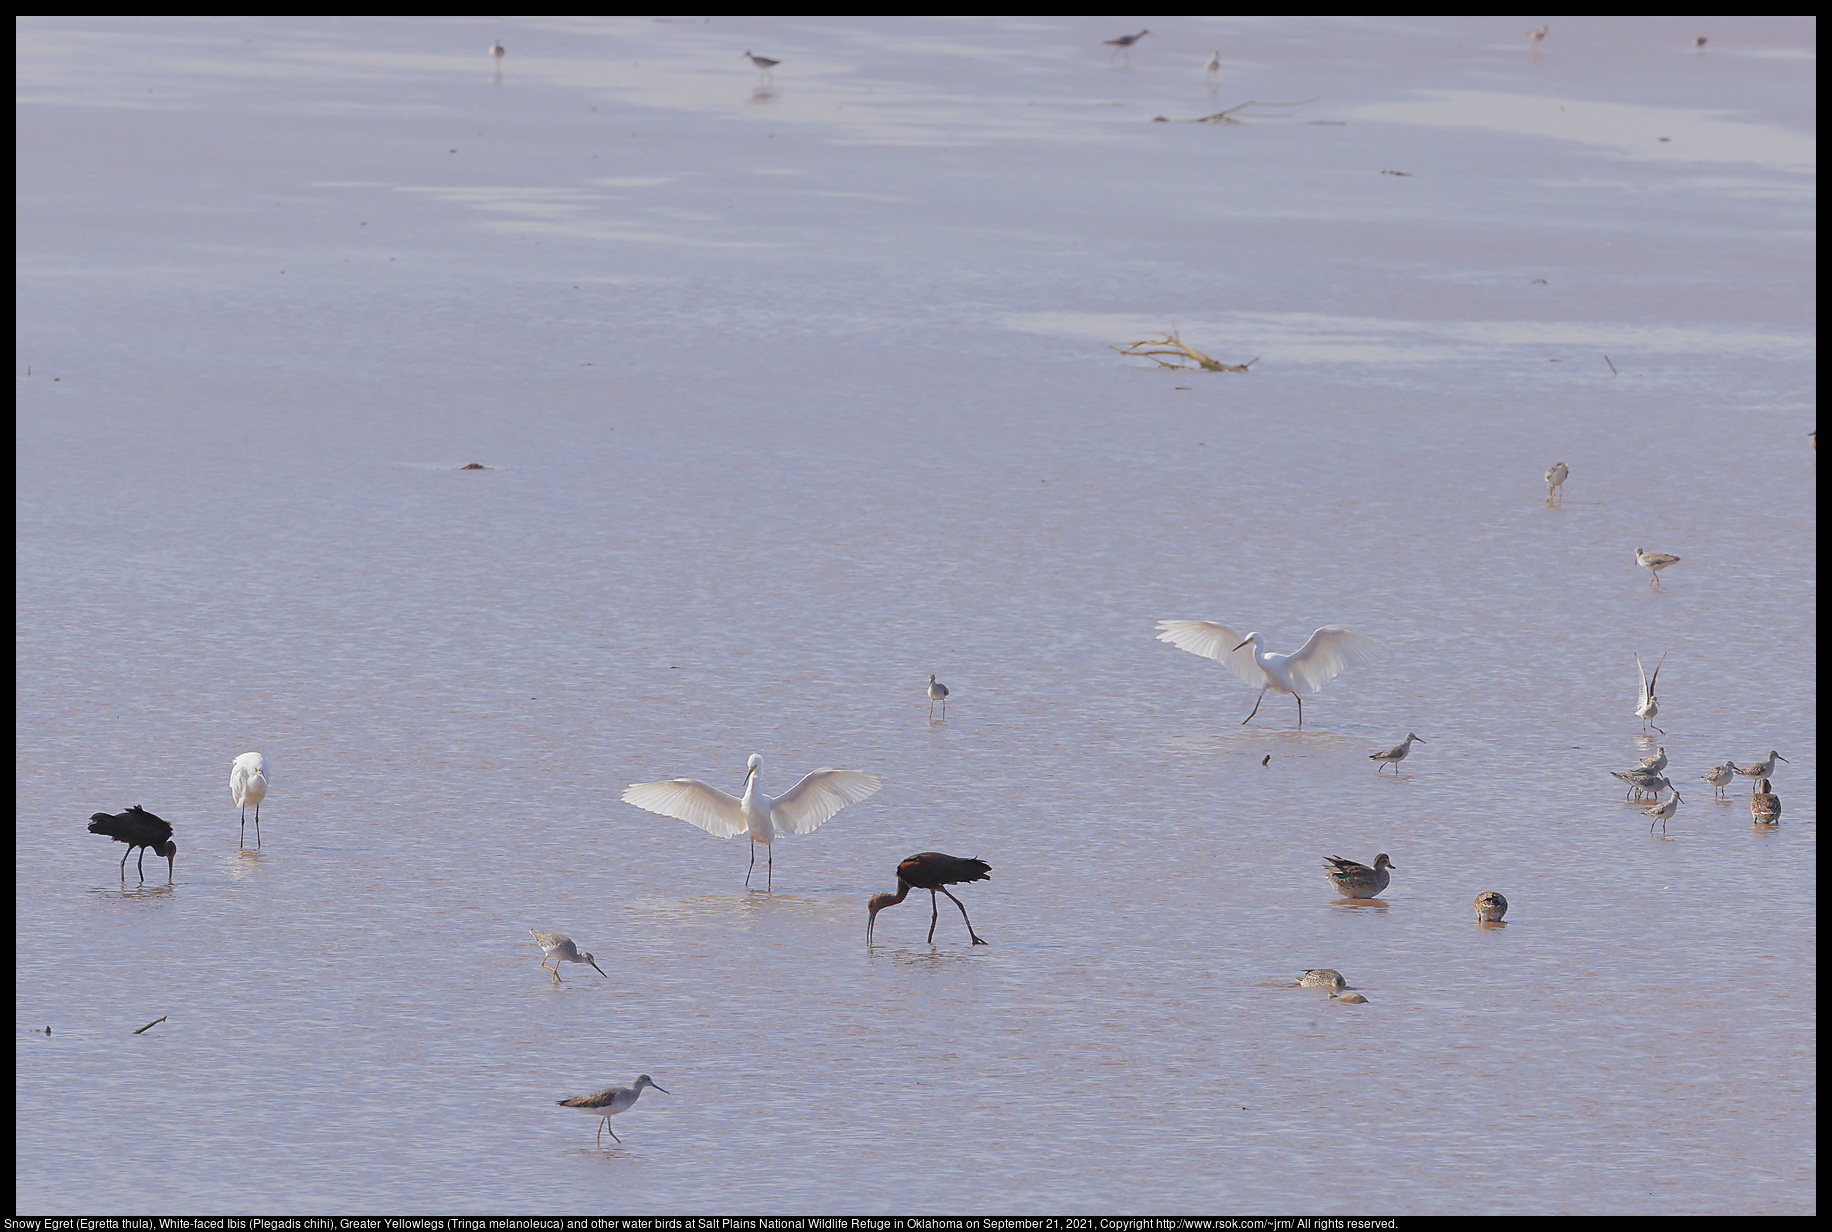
[87,806,177,881]
[1203,50,1221,76]
[1637,746,1668,775]
[1611,768,1672,801]
[1735,751,1788,788]
[1751,780,1780,825]
[927,673,949,720]
[529,930,607,982]
[868,852,991,945]
[1155,620,1380,727]
[1323,853,1394,900]
[1474,891,1508,923]
[1635,547,1681,588]
[1634,652,1667,735]
[230,751,268,847]
[1105,29,1149,62]
[490,39,505,62]
[1369,732,1425,774]
[743,51,780,84]
[1699,761,1740,799]
[622,754,883,890]
[1545,460,1568,503]
[1643,788,1684,833]
[1528,26,1548,53]
[556,1075,667,1145]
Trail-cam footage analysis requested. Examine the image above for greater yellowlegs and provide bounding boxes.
[87,805,177,881]
[1154,620,1380,727]
[529,930,607,982]
[1474,891,1508,923]
[1643,788,1684,833]
[743,51,779,84]
[1612,768,1672,801]
[230,750,268,847]
[1699,761,1740,798]
[1735,751,1788,787]
[1297,968,1345,989]
[1633,651,1666,734]
[1751,780,1780,825]
[1369,732,1425,774]
[1635,547,1680,588]
[1323,853,1393,899]
[1105,29,1149,62]
[557,1074,668,1145]
[927,673,949,719]
[1637,746,1668,775]
[1544,460,1567,503]
[623,754,883,890]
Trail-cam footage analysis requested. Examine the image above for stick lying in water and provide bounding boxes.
[134,1016,167,1035]
[1112,326,1257,372]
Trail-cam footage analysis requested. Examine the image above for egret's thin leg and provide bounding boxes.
[940,886,987,945]
[240,811,246,846]
[1295,695,1305,727]
[745,839,756,887]
[254,804,261,847]
[1241,688,1267,724]
[927,889,940,942]
[767,845,773,891]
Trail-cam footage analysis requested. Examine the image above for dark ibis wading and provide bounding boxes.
[88,805,177,881]
[867,852,990,945]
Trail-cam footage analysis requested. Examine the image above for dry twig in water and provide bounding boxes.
[134,1016,167,1035]
[1111,327,1257,373]
[1154,98,1318,124]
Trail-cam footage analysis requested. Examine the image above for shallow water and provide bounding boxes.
[16,15,1815,1214]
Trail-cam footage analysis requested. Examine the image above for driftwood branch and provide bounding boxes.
[1154,97,1319,125]
[134,1015,167,1035]
[1111,327,1257,373]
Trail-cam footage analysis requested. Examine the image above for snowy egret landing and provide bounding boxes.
[622,754,883,890]
[529,930,607,982]
[556,1075,667,1146]
[87,806,177,881]
[868,852,990,945]
[1751,780,1780,824]
[1635,547,1680,588]
[1544,460,1568,503]
[743,51,779,84]
[230,751,267,847]
[1155,620,1380,727]
[1643,788,1684,833]
[1369,733,1425,774]
[1323,853,1393,900]
[1634,652,1666,734]
[1474,891,1508,923]
[1735,751,1788,787]
[1699,761,1740,799]
[927,673,949,720]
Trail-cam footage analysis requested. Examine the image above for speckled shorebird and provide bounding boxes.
[1612,768,1672,801]
[743,51,779,84]
[1735,751,1788,788]
[557,1075,667,1145]
[529,930,607,982]
[1297,968,1345,989]
[1323,853,1394,899]
[1635,547,1680,588]
[1330,991,1369,1004]
[1544,460,1568,503]
[1637,746,1668,775]
[1750,780,1780,825]
[1633,651,1666,735]
[927,673,949,719]
[1473,891,1508,923]
[1699,761,1740,799]
[1528,26,1548,51]
[1643,788,1684,833]
[1369,732,1425,774]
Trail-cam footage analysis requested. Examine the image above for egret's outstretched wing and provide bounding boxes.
[1154,619,1265,688]
[769,769,884,836]
[1285,626,1381,695]
[622,778,746,838]
[1634,653,1651,710]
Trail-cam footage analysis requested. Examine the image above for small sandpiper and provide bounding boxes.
[1635,547,1680,588]
[743,51,780,84]
[1544,460,1567,503]
[1369,732,1425,774]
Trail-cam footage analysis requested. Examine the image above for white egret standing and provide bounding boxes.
[622,754,883,890]
[1155,620,1380,727]
[1545,460,1568,503]
[1633,652,1666,734]
[230,751,268,846]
